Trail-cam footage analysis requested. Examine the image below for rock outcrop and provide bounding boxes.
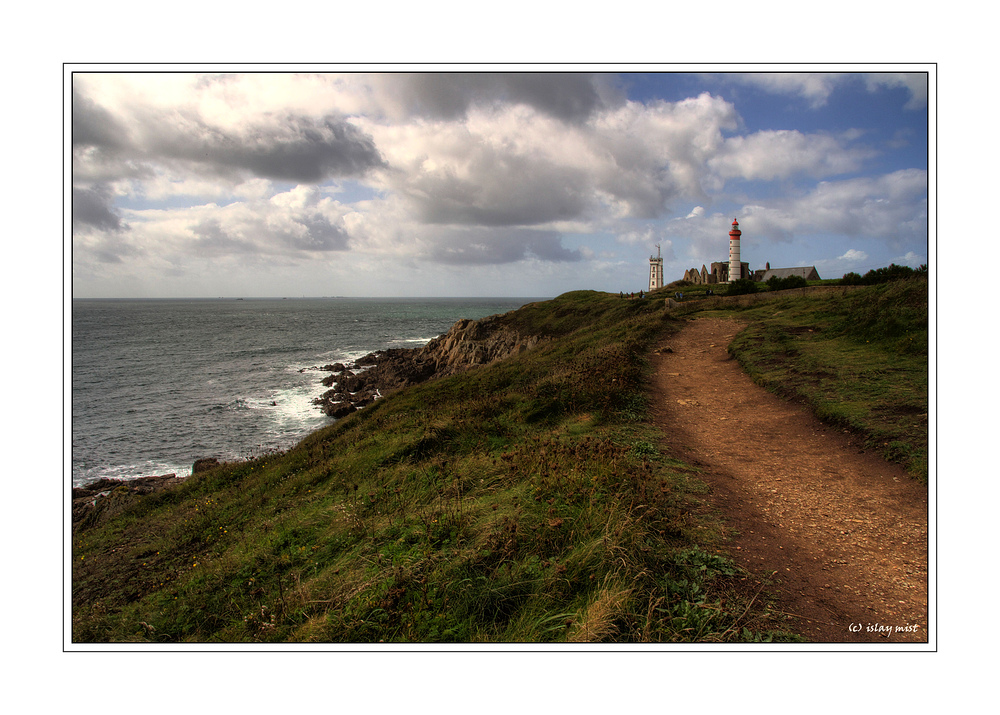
[72,474,187,532]
[418,314,549,377]
[312,312,548,417]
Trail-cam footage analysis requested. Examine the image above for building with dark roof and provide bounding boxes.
[677,220,821,285]
[753,265,821,282]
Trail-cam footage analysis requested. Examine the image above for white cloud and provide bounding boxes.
[728,72,927,110]
[708,130,876,181]
[893,251,925,267]
[715,171,926,250]
[864,73,928,110]
[359,92,742,233]
[839,248,869,261]
[71,72,929,297]
[614,227,676,261]
[78,185,355,268]
[791,169,928,239]
[735,73,847,108]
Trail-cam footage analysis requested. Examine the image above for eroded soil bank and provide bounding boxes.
[649,317,928,644]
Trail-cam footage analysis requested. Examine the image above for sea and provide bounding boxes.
[71,297,542,488]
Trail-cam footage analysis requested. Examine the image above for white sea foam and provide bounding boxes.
[312,348,372,365]
[73,459,193,488]
[389,336,436,346]
[267,383,328,431]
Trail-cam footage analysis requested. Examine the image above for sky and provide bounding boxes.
[70,68,930,298]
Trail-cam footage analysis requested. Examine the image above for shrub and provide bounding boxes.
[766,275,808,291]
[842,263,927,286]
[726,278,760,296]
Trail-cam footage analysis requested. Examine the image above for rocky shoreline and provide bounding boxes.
[72,458,225,531]
[311,312,548,419]
[72,311,548,530]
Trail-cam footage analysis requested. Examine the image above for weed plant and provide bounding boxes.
[73,290,797,643]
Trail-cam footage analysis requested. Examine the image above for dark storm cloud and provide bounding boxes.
[72,86,158,183]
[499,73,611,122]
[73,185,126,232]
[406,156,592,227]
[415,187,589,227]
[72,83,387,185]
[144,113,387,184]
[427,229,582,265]
[72,86,129,150]
[385,73,611,122]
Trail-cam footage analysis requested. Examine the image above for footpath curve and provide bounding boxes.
[649,317,928,643]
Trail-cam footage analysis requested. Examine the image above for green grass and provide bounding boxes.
[73,281,928,643]
[715,278,929,478]
[73,290,798,644]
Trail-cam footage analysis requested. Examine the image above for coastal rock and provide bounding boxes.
[314,311,549,418]
[301,363,348,374]
[322,402,356,419]
[419,314,549,377]
[193,457,220,473]
[72,474,187,532]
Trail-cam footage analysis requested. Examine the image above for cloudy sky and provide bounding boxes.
[71,69,929,298]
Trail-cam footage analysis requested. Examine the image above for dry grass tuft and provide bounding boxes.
[567,580,632,643]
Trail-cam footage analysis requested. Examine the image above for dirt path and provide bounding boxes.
[649,317,928,643]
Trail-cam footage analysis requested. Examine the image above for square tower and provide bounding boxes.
[649,244,664,291]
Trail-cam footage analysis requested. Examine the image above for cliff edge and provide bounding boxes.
[313,312,548,418]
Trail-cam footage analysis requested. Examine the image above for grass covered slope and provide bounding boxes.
[73,291,790,643]
[722,278,929,478]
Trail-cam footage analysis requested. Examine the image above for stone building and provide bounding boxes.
[753,264,821,282]
[682,260,750,284]
[649,244,664,291]
[678,219,819,285]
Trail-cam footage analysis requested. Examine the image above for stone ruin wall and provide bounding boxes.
[681,262,748,284]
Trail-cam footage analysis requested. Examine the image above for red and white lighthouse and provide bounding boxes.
[728,218,742,282]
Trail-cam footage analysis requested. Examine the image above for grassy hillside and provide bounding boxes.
[72,281,928,643]
[73,291,794,643]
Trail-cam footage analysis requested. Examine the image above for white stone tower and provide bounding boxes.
[649,244,664,291]
[728,219,742,282]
